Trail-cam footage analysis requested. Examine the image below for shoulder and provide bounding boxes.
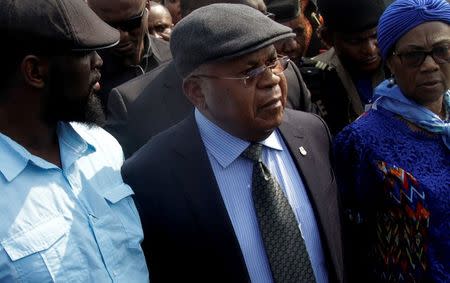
[282,109,333,148]
[148,35,172,62]
[333,110,388,152]
[346,110,391,133]
[298,56,336,83]
[71,122,120,148]
[284,61,301,89]
[70,122,125,166]
[284,108,330,131]
[113,60,171,100]
[122,114,195,177]
[312,48,338,69]
[120,61,179,109]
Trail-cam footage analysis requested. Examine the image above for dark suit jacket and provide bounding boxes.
[98,35,172,107]
[122,109,345,283]
[104,60,312,158]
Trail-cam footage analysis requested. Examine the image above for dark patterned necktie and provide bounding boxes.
[242,143,316,283]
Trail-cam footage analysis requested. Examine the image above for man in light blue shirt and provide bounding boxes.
[123,3,345,282]
[0,0,149,282]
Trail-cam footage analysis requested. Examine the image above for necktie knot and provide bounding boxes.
[241,143,263,163]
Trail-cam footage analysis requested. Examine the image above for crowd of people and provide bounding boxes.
[0,0,448,282]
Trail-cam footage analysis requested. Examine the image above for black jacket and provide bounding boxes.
[97,35,172,107]
[122,109,346,283]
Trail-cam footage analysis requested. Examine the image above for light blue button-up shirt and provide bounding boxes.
[0,122,149,283]
[195,109,329,283]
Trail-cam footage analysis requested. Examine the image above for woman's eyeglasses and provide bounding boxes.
[393,44,450,68]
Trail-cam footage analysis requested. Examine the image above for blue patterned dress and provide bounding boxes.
[333,107,449,282]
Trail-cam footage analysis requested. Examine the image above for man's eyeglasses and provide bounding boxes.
[191,56,290,87]
[393,44,450,68]
[108,9,146,32]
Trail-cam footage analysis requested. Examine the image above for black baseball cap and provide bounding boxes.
[317,0,386,32]
[0,0,120,51]
[266,0,300,22]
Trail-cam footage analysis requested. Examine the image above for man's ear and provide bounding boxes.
[317,25,333,48]
[182,77,207,110]
[20,55,49,89]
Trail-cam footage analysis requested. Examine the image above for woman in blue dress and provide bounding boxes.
[333,0,450,282]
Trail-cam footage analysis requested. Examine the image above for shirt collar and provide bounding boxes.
[0,132,32,182]
[0,122,95,182]
[58,122,96,170]
[195,109,283,168]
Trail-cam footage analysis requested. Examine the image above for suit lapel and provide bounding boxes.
[278,110,344,282]
[170,114,249,280]
[278,114,325,198]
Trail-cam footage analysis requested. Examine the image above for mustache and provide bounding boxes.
[91,72,101,88]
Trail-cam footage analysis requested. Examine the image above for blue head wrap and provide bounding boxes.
[377,0,450,61]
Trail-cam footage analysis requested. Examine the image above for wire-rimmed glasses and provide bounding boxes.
[191,56,290,87]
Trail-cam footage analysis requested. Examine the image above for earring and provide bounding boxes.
[387,75,396,87]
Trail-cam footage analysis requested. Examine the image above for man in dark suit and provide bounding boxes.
[123,4,345,282]
[105,60,190,157]
[87,0,172,107]
[104,0,312,157]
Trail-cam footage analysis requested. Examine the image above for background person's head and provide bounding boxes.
[162,0,182,24]
[0,0,119,126]
[147,1,173,41]
[317,0,385,75]
[377,0,450,113]
[171,4,295,141]
[266,0,305,61]
[180,0,267,18]
[88,0,148,67]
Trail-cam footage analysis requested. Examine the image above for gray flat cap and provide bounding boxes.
[0,0,119,51]
[170,3,295,78]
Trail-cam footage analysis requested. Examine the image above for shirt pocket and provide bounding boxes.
[100,183,144,247]
[1,215,70,283]
[88,184,148,282]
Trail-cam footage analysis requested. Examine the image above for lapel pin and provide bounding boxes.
[298,146,307,156]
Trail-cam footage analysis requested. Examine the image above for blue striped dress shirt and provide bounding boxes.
[195,109,328,283]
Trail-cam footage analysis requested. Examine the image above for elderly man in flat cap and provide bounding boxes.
[0,0,148,282]
[123,3,345,283]
[104,0,313,158]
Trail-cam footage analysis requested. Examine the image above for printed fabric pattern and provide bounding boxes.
[373,161,430,282]
[333,108,449,283]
